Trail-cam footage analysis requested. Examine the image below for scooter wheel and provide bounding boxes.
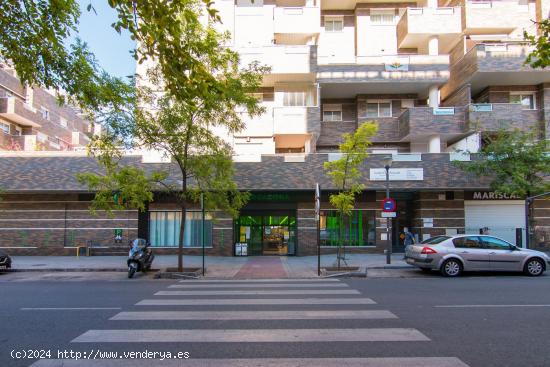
[128,266,136,278]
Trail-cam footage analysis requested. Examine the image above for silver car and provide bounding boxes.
[405,235,550,277]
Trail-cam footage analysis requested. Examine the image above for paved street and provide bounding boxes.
[1,273,550,367]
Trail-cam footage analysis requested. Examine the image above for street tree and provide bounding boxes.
[456,129,550,197]
[79,2,268,271]
[525,18,550,69]
[324,122,378,269]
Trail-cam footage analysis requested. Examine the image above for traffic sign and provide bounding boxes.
[381,198,397,212]
[381,212,397,218]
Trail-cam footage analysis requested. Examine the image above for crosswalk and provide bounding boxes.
[30,278,470,367]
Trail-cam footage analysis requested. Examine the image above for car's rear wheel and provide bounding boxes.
[524,258,545,277]
[441,258,462,277]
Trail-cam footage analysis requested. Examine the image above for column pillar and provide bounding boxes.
[427,0,438,8]
[429,85,440,108]
[428,135,441,153]
[428,36,439,56]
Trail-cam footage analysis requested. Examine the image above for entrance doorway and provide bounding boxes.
[235,211,297,255]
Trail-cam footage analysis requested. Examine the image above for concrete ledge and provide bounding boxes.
[154,267,203,279]
[321,266,367,278]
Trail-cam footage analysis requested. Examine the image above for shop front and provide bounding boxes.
[235,211,297,255]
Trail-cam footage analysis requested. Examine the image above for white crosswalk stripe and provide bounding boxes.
[135,297,377,306]
[167,282,349,288]
[72,328,429,343]
[47,277,470,367]
[31,357,470,367]
[155,289,360,296]
[110,310,397,320]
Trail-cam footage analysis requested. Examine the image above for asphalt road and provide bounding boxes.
[1,271,550,367]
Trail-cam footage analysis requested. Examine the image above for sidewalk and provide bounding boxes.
[7,254,412,278]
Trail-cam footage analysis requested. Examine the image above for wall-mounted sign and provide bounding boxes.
[423,218,434,228]
[370,168,424,181]
[466,191,522,200]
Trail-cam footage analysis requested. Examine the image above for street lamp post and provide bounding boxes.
[384,157,393,265]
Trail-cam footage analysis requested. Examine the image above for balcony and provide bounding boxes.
[0,97,41,128]
[463,0,532,33]
[398,107,468,141]
[273,107,309,135]
[442,43,550,100]
[468,103,542,132]
[316,54,450,98]
[238,45,315,84]
[235,107,275,137]
[273,6,320,35]
[0,130,26,150]
[397,7,462,52]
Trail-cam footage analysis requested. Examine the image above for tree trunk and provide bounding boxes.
[178,201,187,273]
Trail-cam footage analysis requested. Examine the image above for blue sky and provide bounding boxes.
[73,0,136,79]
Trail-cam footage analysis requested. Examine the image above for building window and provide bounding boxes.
[325,18,343,32]
[59,117,67,128]
[149,211,213,247]
[510,93,535,110]
[283,91,315,106]
[370,10,395,25]
[366,101,392,118]
[0,121,10,134]
[323,104,342,121]
[40,107,50,120]
[320,210,376,247]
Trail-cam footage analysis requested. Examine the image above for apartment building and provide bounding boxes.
[0,63,94,151]
[0,0,549,257]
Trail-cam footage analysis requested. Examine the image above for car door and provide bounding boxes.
[452,236,490,271]
[481,236,524,271]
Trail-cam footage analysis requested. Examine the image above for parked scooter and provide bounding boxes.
[127,238,154,278]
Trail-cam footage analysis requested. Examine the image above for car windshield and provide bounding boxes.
[420,236,450,245]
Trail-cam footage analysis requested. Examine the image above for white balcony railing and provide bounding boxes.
[273,6,320,34]
[238,45,312,74]
[273,106,308,134]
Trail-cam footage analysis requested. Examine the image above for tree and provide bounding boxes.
[323,122,378,269]
[79,1,267,272]
[525,19,550,69]
[456,129,550,197]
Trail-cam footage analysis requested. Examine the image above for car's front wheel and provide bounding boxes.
[441,258,462,277]
[524,258,545,277]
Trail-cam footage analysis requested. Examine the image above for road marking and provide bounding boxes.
[155,289,360,296]
[30,357,470,367]
[178,279,341,283]
[435,304,550,308]
[167,283,349,289]
[136,298,376,306]
[110,310,397,320]
[20,307,122,311]
[72,328,429,343]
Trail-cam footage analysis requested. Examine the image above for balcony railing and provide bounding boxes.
[464,0,532,32]
[397,7,461,48]
[273,106,309,134]
[468,103,541,131]
[273,6,320,34]
[398,106,467,140]
[0,97,42,127]
[238,45,313,74]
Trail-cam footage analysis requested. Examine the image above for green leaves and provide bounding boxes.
[456,129,550,197]
[324,121,378,216]
[524,19,550,69]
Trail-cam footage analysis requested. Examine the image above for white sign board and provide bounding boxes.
[381,212,397,218]
[370,168,424,181]
[423,218,434,228]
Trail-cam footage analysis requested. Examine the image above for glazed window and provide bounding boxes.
[510,93,535,110]
[0,121,10,134]
[325,18,343,32]
[366,101,392,118]
[323,104,342,121]
[149,211,213,247]
[370,10,395,25]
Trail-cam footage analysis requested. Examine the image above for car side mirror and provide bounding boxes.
[510,245,518,251]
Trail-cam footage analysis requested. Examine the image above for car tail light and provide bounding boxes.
[421,247,437,254]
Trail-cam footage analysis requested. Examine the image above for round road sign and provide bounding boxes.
[381,198,397,212]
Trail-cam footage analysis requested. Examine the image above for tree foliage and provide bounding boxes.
[324,122,378,216]
[456,129,550,197]
[324,122,377,267]
[525,19,550,69]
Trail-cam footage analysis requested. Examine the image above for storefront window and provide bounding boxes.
[235,213,297,255]
[149,211,212,247]
[320,210,376,246]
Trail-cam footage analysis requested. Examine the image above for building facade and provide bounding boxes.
[0,0,549,256]
[0,63,95,151]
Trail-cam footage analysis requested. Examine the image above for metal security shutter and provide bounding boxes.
[464,201,525,246]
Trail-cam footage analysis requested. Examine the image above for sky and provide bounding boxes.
[72,0,136,79]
